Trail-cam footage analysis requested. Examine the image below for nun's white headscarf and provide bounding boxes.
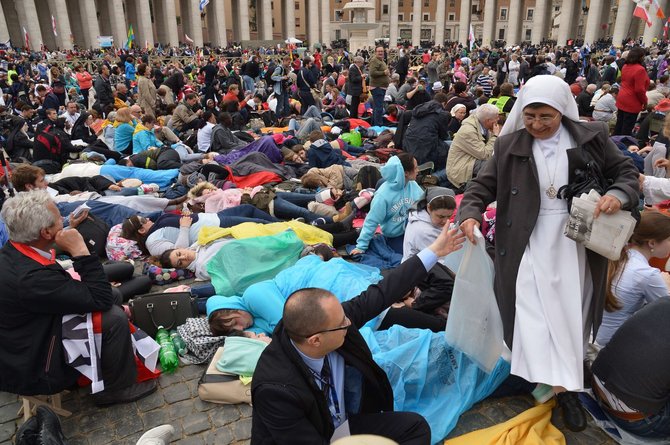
[499,74,580,137]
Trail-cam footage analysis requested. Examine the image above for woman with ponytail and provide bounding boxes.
[596,210,670,346]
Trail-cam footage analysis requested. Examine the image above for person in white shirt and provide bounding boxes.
[197,111,217,153]
[61,101,80,128]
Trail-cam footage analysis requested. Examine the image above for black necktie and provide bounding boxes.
[320,357,332,400]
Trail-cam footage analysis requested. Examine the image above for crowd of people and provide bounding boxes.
[1,36,670,445]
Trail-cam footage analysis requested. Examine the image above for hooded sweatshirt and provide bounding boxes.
[401,209,442,262]
[355,156,424,251]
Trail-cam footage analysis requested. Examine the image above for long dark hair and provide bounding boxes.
[625,47,646,65]
[121,215,150,254]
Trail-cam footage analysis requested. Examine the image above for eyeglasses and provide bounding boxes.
[302,316,351,338]
[523,113,560,126]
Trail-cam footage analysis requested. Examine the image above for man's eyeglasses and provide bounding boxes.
[523,113,560,126]
[302,316,351,338]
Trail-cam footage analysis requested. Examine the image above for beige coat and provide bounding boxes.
[170,103,197,130]
[302,165,346,189]
[137,75,157,117]
[446,113,497,187]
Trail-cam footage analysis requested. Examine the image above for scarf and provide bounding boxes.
[133,122,151,136]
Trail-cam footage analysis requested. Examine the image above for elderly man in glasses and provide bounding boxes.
[250,224,465,445]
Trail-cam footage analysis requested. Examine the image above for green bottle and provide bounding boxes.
[155,326,178,373]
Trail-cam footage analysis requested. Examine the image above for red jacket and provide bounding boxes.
[615,63,650,114]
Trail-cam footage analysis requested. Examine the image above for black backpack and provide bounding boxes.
[76,215,110,258]
[264,63,277,85]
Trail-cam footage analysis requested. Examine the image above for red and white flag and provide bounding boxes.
[51,15,58,37]
[653,0,666,19]
[665,19,670,39]
[634,2,653,27]
[22,27,30,51]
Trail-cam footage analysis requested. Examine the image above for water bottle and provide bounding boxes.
[169,329,187,356]
[156,327,179,373]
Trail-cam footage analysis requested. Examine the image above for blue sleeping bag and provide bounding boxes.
[100,165,179,189]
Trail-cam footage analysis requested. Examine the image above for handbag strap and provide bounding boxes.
[146,300,180,330]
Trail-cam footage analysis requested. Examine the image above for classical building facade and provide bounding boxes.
[0,0,664,50]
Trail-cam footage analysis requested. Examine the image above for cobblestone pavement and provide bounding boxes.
[0,363,616,445]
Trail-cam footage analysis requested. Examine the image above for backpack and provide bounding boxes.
[264,62,277,85]
[76,215,110,258]
[354,165,382,192]
[34,125,62,156]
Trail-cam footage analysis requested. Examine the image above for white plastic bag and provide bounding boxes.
[445,227,504,373]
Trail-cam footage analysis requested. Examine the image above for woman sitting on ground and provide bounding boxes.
[113,107,136,154]
[596,210,670,347]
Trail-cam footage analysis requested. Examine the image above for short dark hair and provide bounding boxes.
[283,288,333,342]
[453,82,467,94]
[185,92,197,101]
[433,92,448,104]
[396,151,415,173]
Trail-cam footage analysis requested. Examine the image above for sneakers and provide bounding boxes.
[92,379,157,407]
[136,424,175,445]
[531,383,554,404]
[311,217,327,226]
[556,391,587,432]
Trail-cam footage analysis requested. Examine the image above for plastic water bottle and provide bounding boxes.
[169,329,187,356]
[156,327,179,373]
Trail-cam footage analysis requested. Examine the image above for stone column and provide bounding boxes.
[106,0,126,49]
[283,0,296,39]
[643,0,668,45]
[411,0,422,46]
[435,0,446,46]
[306,0,319,48]
[459,0,471,46]
[0,1,9,44]
[482,0,497,48]
[557,0,577,45]
[258,0,273,40]
[531,0,549,44]
[186,0,204,47]
[206,0,227,47]
[320,0,331,47]
[584,0,605,45]
[16,0,44,49]
[48,0,74,50]
[78,0,100,48]
[507,0,523,46]
[389,0,399,48]
[135,0,154,48]
[612,0,634,46]
[236,0,251,42]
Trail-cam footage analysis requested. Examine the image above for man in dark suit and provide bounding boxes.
[251,224,465,444]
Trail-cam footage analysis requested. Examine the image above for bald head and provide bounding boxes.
[283,288,335,342]
[586,84,597,94]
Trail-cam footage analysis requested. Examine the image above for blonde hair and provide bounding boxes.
[115,107,133,123]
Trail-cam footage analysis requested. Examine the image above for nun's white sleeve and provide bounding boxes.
[643,175,670,204]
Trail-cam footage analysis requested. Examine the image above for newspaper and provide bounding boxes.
[564,190,636,261]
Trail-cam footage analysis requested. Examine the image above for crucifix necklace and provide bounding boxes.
[539,149,559,199]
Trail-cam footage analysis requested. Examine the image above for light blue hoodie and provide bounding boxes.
[355,156,425,251]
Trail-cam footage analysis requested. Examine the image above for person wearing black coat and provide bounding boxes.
[347,58,365,118]
[251,225,465,445]
[70,112,98,145]
[395,51,410,86]
[93,65,114,116]
[402,98,451,166]
[32,118,83,173]
[5,117,33,161]
[0,191,156,404]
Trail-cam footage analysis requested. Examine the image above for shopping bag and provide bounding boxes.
[445,227,504,373]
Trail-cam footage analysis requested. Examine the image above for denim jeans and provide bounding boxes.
[371,87,386,126]
[276,91,291,118]
[273,195,333,223]
[242,75,255,94]
[217,204,279,224]
[609,401,670,438]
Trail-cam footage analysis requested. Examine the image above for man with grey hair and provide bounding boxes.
[0,191,156,405]
[446,103,500,190]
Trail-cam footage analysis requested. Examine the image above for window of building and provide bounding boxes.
[295,1,299,10]
[472,5,478,14]
[424,0,430,6]
[296,18,300,26]
[399,0,403,6]
[421,29,431,39]
[526,9,533,20]
[272,18,275,27]
[525,28,532,40]
[410,14,413,21]
[448,13,455,21]
[423,13,429,21]
[445,29,451,40]
[335,29,341,39]
[500,8,507,20]
[449,0,455,6]
[335,10,343,21]
[271,1,273,8]
[399,13,404,21]
[554,6,560,12]
[383,4,389,14]
[498,28,505,39]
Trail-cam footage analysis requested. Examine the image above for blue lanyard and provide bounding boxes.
[309,358,343,424]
